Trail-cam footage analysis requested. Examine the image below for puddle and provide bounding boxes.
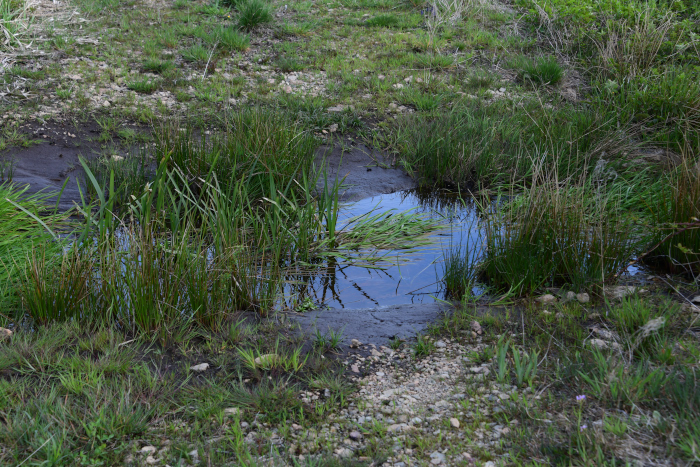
[284,189,483,310]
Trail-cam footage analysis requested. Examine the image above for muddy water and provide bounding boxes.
[286,189,484,310]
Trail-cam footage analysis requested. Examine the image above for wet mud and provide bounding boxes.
[2,120,121,211]
[314,139,416,201]
[294,302,454,344]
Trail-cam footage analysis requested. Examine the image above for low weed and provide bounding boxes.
[413,334,435,357]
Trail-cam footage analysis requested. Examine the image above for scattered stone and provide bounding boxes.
[537,294,557,304]
[682,303,700,313]
[692,295,700,303]
[140,446,157,454]
[349,430,363,441]
[188,449,199,460]
[0,327,12,341]
[604,286,637,301]
[145,455,158,464]
[254,354,279,368]
[450,418,460,428]
[470,320,482,334]
[587,338,622,351]
[430,451,446,464]
[111,155,124,162]
[224,407,240,416]
[335,447,353,458]
[351,364,360,373]
[190,363,209,372]
[576,292,590,304]
[435,340,446,348]
[564,291,576,302]
[350,339,361,348]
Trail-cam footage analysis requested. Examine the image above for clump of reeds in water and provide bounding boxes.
[479,162,640,295]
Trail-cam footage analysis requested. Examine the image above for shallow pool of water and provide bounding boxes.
[284,189,483,309]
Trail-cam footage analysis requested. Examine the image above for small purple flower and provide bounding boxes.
[580,424,588,431]
[576,395,586,402]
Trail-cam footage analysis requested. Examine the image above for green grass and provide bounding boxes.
[644,159,700,275]
[480,171,641,294]
[214,26,250,51]
[0,185,62,316]
[126,78,160,93]
[514,56,564,85]
[236,0,272,30]
[181,44,211,63]
[142,58,174,74]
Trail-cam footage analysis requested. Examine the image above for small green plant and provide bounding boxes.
[495,336,510,383]
[127,79,159,94]
[389,337,403,350]
[313,327,344,352]
[296,296,316,312]
[142,59,174,74]
[413,333,435,357]
[181,44,210,63]
[56,87,72,99]
[236,0,272,30]
[512,345,538,387]
[516,56,563,85]
[603,415,628,436]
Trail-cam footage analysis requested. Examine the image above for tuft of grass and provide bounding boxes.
[215,26,250,51]
[480,168,639,295]
[412,334,435,357]
[236,0,273,30]
[142,59,174,74]
[515,56,564,85]
[276,56,304,72]
[465,69,496,90]
[400,87,443,111]
[126,78,160,94]
[181,44,211,63]
[365,14,399,27]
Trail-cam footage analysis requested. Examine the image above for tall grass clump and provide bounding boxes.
[0,185,63,313]
[644,158,700,275]
[236,0,272,30]
[480,166,639,294]
[390,100,636,190]
[514,56,563,85]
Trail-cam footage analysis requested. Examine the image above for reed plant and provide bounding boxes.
[644,157,700,275]
[480,165,639,294]
[391,100,637,190]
